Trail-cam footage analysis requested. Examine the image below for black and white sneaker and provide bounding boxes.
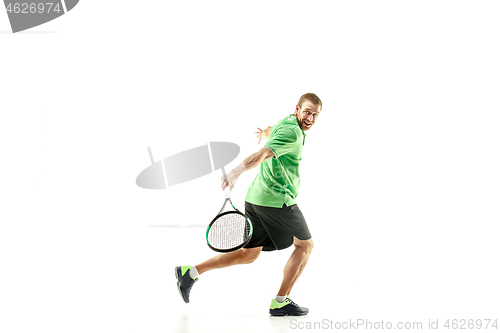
[175,265,198,303]
[269,297,309,316]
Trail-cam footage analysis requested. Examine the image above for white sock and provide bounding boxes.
[189,266,199,279]
[275,295,288,303]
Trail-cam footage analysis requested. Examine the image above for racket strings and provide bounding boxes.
[208,213,251,250]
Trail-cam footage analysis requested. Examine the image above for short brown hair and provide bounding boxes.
[298,93,322,110]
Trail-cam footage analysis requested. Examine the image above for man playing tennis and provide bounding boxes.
[176,93,322,316]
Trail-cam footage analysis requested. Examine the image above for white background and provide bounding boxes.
[1,1,499,332]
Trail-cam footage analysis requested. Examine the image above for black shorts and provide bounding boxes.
[243,201,311,251]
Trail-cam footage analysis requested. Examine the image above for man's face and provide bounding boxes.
[294,100,321,131]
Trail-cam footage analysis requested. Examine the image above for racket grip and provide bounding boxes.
[225,186,231,198]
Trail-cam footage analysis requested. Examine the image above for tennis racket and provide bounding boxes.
[206,168,253,252]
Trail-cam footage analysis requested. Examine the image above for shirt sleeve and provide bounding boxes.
[264,126,297,159]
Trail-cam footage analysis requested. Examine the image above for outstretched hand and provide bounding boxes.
[254,126,271,144]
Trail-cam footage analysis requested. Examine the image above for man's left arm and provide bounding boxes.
[254,126,272,144]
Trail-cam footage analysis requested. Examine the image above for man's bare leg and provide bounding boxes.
[277,237,314,296]
[196,247,263,275]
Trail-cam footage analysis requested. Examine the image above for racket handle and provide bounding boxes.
[225,186,231,199]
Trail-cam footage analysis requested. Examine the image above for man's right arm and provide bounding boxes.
[221,147,274,190]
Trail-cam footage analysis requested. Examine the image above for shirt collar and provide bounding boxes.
[290,114,306,143]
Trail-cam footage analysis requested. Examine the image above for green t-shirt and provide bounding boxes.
[245,114,306,208]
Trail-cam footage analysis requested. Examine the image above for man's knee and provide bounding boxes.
[294,237,314,255]
[240,247,262,264]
